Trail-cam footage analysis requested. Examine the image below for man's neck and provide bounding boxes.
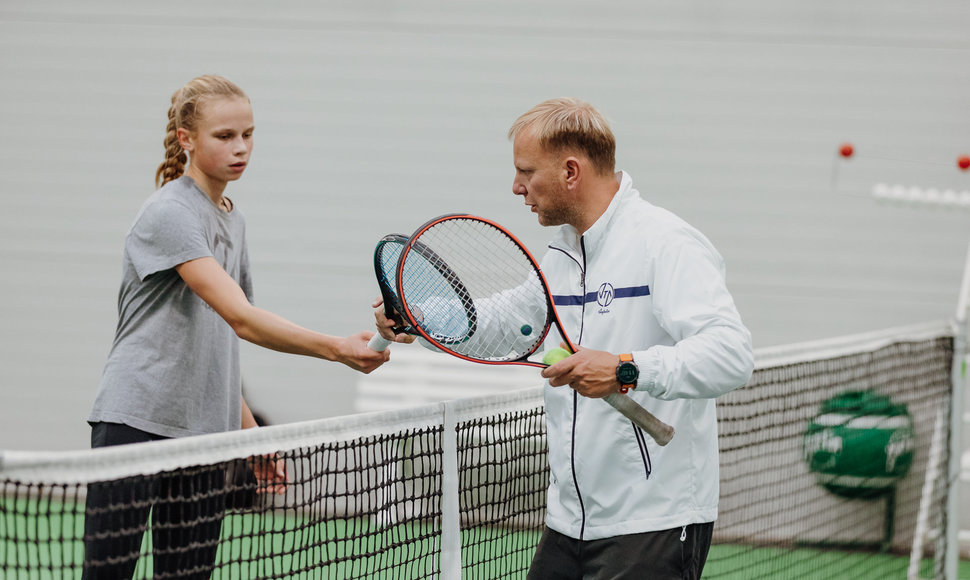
[571,173,621,234]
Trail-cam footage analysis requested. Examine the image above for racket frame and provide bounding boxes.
[373,233,411,335]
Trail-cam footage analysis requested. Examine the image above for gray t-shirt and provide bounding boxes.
[89,176,253,438]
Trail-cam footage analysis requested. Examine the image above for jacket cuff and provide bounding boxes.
[632,351,660,396]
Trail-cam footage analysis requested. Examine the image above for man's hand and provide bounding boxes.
[372,298,417,344]
[540,343,622,398]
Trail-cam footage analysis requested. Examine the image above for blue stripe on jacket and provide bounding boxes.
[552,284,651,306]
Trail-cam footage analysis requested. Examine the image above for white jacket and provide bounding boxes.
[540,171,754,540]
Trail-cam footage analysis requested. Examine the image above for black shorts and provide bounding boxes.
[83,422,227,580]
[527,523,714,580]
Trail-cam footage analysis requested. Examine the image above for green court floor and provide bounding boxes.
[1,501,965,579]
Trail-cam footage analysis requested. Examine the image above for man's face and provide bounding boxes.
[511,129,576,228]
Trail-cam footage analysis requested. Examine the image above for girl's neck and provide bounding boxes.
[184,167,227,206]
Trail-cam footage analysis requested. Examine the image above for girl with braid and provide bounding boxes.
[83,75,389,579]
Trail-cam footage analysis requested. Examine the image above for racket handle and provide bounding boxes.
[368,334,392,352]
[603,393,675,446]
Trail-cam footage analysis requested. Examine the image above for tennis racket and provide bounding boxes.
[393,213,674,446]
[368,234,411,352]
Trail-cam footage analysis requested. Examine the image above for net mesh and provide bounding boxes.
[457,407,547,579]
[0,322,955,579]
[711,325,953,579]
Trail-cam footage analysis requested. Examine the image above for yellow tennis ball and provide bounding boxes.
[542,347,571,366]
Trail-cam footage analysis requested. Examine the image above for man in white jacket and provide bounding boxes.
[509,98,754,580]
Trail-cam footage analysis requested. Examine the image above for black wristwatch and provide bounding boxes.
[616,353,639,393]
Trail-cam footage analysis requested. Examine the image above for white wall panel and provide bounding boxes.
[1,1,968,456]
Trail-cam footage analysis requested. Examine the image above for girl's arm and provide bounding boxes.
[176,256,388,373]
[241,396,259,429]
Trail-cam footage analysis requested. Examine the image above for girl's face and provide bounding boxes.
[178,96,254,195]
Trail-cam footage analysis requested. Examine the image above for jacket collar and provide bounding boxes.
[550,170,637,259]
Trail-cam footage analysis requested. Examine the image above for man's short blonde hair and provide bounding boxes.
[508,97,616,176]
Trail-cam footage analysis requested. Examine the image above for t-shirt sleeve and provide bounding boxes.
[126,199,213,281]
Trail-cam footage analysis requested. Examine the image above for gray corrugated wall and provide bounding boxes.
[1,1,968,476]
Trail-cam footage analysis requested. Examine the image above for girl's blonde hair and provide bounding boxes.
[154,75,248,188]
[508,97,616,177]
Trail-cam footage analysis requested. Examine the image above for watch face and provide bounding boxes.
[617,362,639,384]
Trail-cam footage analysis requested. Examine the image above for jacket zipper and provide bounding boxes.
[577,238,587,342]
[574,237,588,539]
[548,243,590,537]
[570,393,586,539]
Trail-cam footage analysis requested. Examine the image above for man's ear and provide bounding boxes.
[176,127,194,152]
[563,157,582,190]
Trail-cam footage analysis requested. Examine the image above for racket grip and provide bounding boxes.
[367,334,392,352]
[603,393,675,446]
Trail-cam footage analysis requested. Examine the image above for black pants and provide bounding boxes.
[82,422,226,580]
[527,523,714,580]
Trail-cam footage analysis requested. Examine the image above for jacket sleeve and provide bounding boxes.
[635,229,754,400]
[415,276,547,359]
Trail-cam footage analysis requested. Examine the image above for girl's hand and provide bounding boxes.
[250,454,289,496]
[341,331,391,373]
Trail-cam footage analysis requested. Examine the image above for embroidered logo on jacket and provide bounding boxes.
[597,283,614,307]
[597,283,614,314]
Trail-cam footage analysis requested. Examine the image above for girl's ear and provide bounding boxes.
[176,127,194,152]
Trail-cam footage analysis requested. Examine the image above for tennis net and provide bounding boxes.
[0,321,955,579]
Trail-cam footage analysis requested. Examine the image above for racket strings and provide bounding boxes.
[400,218,550,361]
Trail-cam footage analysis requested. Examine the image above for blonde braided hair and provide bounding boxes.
[154,75,248,188]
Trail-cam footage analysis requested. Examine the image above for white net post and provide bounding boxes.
[945,240,970,579]
[440,401,462,580]
[899,232,970,580]
[908,406,947,579]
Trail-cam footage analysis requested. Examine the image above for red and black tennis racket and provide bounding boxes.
[391,214,674,446]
